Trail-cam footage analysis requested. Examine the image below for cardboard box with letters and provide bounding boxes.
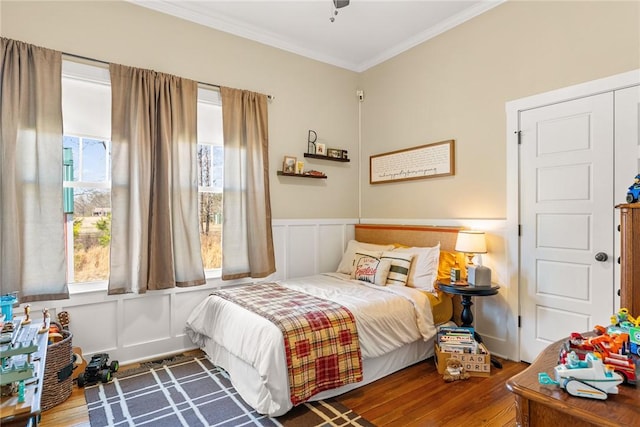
[434,342,491,377]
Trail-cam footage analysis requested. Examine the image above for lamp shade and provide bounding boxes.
[455,231,487,254]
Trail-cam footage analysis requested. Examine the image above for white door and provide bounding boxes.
[519,92,615,363]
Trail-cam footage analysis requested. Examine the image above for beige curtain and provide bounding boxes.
[220,87,275,280]
[109,64,205,294]
[0,38,68,301]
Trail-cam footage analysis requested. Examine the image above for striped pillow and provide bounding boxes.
[394,243,441,291]
[381,251,414,286]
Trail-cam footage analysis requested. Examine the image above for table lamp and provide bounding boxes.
[455,231,491,286]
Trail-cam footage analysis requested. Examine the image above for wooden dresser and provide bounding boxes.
[506,337,640,427]
[617,203,640,315]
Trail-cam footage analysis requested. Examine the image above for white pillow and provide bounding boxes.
[381,251,414,286]
[336,240,395,274]
[393,243,441,291]
[351,250,391,286]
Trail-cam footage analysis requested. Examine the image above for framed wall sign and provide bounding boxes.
[370,140,455,184]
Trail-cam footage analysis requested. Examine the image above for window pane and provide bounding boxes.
[72,188,111,283]
[198,144,212,187]
[63,136,80,181]
[82,139,109,182]
[212,146,223,191]
[200,192,222,269]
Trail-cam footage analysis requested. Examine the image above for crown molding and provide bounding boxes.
[129,0,506,73]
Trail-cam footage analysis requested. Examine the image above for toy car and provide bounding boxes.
[77,353,119,387]
[626,174,640,203]
[627,186,640,203]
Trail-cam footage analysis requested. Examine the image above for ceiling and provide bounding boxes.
[130,0,505,72]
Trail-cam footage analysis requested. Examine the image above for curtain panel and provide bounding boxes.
[220,87,275,280]
[109,64,205,294]
[0,38,68,302]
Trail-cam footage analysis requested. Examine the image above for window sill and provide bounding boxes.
[67,270,242,295]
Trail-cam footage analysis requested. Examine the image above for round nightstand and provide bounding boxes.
[437,278,502,368]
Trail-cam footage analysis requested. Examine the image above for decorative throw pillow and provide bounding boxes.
[393,243,441,291]
[437,250,468,281]
[336,240,395,275]
[381,251,414,286]
[351,250,391,285]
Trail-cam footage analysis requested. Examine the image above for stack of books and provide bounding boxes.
[437,326,486,354]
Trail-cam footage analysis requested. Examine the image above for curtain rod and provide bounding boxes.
[62,51,274,101]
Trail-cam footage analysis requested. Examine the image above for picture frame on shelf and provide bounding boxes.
[316,143,326,156]
[283,156,297,174]
[327,148,342,159]
[296,161,305,174]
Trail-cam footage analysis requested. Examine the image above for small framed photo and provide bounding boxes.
[283,156,297,173]
[327,148,342,159]
[296,160,305,174]
[316,143,326,156]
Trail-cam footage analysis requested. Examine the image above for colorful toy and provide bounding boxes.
[560,332,637,385]
[626,174,640,203]
[539,352,624,400]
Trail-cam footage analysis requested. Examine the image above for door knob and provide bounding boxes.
[595,252,608,262]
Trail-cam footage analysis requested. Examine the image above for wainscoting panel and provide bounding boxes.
[172,288,215,338]
[63,300,118,354]
[22,218,515,364]
[287,225,318,278]
[24,219,358,365]
[122,294,171,347]
[319,223,355,274]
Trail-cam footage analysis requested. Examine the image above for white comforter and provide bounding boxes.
[185,273,437,413]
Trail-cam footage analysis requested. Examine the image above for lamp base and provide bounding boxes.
[468,265,491,286]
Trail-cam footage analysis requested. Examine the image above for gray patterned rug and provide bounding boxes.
[84,355,374,426]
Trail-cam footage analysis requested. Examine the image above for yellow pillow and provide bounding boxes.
[426,290,454,325]
[437,250,467,281]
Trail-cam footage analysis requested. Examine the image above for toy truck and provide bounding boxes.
[77,353,119,387]
[560,332,636,385]
[626,174,640,203]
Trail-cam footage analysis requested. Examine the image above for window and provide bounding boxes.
[62,61,112,284]
[197,88,224,272]
[62,60,224,286]
[63,136,112,283]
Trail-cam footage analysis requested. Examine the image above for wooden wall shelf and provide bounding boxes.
[277,171,327,179]
[303,153,350,163]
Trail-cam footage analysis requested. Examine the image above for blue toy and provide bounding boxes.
[626,174,640,203]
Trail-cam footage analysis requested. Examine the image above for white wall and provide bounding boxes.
[360,0,640,220]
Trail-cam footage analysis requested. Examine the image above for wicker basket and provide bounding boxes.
[41,326,73,412]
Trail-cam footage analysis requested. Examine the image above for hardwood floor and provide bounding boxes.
[337,356,528,426]
[38,352,528,427]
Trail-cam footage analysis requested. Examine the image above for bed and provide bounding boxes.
[185,224,465,416]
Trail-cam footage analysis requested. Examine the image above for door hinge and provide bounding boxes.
[515,130,522,145]
[518,315,521,328]
[518,224,522,236]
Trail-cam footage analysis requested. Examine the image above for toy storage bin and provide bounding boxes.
[41,325,74,412]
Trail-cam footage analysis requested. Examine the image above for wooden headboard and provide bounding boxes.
[355,224,462,251]
[355,224,464,324]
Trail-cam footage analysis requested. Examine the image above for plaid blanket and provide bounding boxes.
[212,282,363,405]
